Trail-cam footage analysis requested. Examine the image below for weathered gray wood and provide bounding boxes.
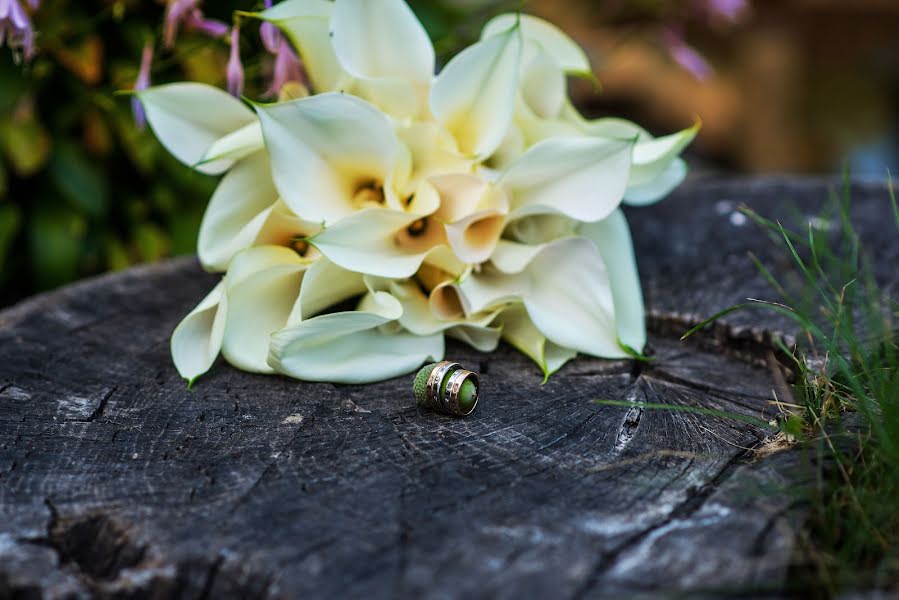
[0,176,895,599]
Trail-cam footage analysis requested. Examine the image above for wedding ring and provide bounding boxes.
[413,361,481,417]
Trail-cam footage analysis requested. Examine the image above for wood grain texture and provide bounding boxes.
[1,176,895,599]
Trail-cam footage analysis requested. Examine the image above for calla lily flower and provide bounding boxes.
[269,283,444,384]
[561,109,701,206]
[136,82,259,175]
[136,83,289,271]
[254,92,409,224]
[493,304,577,381]
[171,246,305,383]
[430,21,522,160]
[457,237,625,359]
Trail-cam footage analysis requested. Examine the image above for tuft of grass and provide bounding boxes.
[683,171,899,596]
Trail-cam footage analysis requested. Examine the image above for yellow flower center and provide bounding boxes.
[353,179,385,209]
[406,218,428,237]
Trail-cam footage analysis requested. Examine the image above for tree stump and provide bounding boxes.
[1,177,895,599]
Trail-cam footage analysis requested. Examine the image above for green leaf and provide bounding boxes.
[49,142,110,220]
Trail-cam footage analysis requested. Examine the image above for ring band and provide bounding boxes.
[445,369,480,416]
[427,361,459,411]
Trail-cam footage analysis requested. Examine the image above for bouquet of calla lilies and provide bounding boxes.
[137,0,697,385]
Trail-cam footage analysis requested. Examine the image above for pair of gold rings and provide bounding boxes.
[413,361,480,416]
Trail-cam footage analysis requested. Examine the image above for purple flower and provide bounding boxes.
[259,0,281,54]
[226,25,244,97]
[164,0,227,48]
[185,8,228,39]
[266,42,303,97]
[163,0,197,48]
[0,0,36,62]
[662,27,713,81]
[131,41,154,130]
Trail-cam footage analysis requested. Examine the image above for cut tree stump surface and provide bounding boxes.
[1,176,896,599]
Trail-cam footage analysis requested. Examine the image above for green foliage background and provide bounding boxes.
[0,0,514,306]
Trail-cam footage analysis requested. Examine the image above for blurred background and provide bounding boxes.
[1,0,898,307]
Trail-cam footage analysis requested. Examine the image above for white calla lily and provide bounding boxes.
[197,152,279,271]
[171,246,312,383]
[459,237,625,358]
[388,280,501,351]
[332,0,434,86]
[332,0,435,118]
[171,281,228,386]
[309,207,446,278]
[500,136,634,223]
[563,108,700,205]
[520,50,567,120]
[624,158,689,207]
[579,209,646,353]
[429,173,510,264]
[221,246,308,373]
[482,13,592,77]
[257,0,347,93]
[269,290,444,384]
[137,83,257,174]
[493,304,577,380]
[254,93,402,224]
[294,257,368,322]
[197,121,264,167]
[431,20,522,159]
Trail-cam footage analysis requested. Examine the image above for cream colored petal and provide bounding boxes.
[224,245,304,286]
[488,122,526,170]
[430,22,522,159]
[501,136,633,223]
[502,214,577,246]
[331,0,434,85]
[310,208,444,278]
[489,239,546,274]
[563,109,698,203]
[258,0,347,93]
[444,210,506,265]
[430,174,491,222]
[197,152,280,272]
[459,237,625,358]
[396,123,472,197]
[269,292,445,384]
[171,281,227,385]
[389,280,497,334]
[197,121,264,167]
[222,261,306,374]
[493,304,576,381]
[138,83,257,174]
[349,77,423,120]
[295,257,367,322]
[429,281,468,321]
[624,158,688,207]
[252,200,324,250]
[521,50,566,119]
[515,98,582,146]
[447,322,502,353]
[482,13,591,76]
[579,209,646,353]
[254,93,398,224]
